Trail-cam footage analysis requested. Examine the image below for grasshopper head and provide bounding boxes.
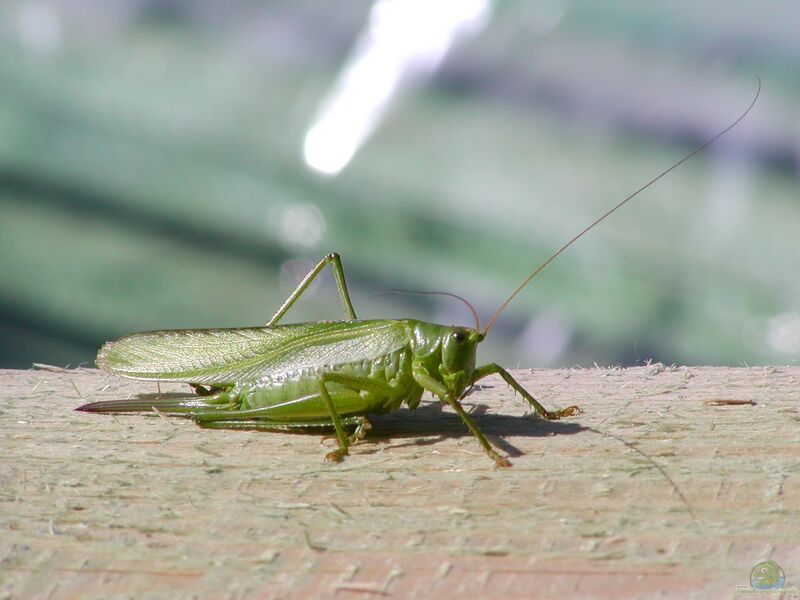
[440,327,484,398]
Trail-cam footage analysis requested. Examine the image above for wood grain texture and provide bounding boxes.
[1,366,798,599]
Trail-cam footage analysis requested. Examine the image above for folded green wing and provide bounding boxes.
[96,320,410,384]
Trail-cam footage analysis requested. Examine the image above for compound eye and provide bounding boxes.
[452,331,466,344]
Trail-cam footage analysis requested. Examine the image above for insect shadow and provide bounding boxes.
[366,403,586,457]
[126,392,586,459]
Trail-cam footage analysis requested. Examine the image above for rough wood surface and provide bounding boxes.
[1,366,798,599]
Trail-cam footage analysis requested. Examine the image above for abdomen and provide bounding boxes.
[237,346,419,419]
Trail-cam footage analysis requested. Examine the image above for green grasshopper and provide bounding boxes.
[78,84,759,467]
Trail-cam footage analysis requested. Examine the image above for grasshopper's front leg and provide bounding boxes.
[473,364,580,419]
[268,253,357,326]
[413,364,512,468]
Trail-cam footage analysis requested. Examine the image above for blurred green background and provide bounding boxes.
[0,0,798,370]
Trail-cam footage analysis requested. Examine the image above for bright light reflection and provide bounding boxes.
[517,313,572,366]
[279,203,326,249]
[767,312,800,354]
[303,0,492,176]
[16,2,62,54]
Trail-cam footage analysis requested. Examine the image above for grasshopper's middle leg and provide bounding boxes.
[318,372,396,462]
[268,253,357,326]
[472,364,580,419]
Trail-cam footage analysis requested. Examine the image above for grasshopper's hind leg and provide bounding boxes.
[196,416,364,432]
[193,374,392,463]
[190,383,229,397]
[322,417,372,446]
[348,416,372,444]
[473,364,580,419]
[268,253,357,326]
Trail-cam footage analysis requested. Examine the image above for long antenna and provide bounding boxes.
[483,77,761,334]
[377,289,481,331]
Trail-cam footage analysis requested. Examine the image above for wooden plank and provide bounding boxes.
[1,366,798,598]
